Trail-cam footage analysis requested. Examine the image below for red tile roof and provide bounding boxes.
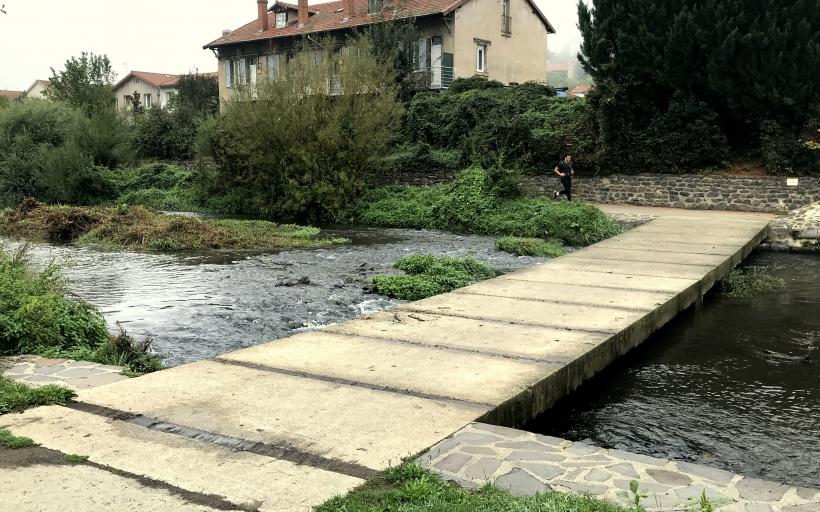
[0,90,23,100]
[568,83,593,96]
[205,0,554,48]
[113,71,218,91]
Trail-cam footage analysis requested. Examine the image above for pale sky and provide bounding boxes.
[0,0,584,91]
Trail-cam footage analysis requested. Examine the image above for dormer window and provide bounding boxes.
[367,0,382,14]
[276,12,287,28]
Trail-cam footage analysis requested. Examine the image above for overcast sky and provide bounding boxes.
[0,0,584,91]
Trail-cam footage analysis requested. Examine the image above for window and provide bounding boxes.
[143,94,152,108]
[501,0,511,35]
[276,12,287,28]
[476,44,487,73]
[267,53,282,80]
[368,0,382,14]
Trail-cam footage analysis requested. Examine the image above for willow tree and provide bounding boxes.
[578,0,820,173]
[201,35,403,221]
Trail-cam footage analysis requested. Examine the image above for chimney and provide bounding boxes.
[258,0,269,32]
[298,0,308,27]
[343,0,354,17]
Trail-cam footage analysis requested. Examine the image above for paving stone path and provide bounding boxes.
[420,423,820,512]
[1,356,129,391]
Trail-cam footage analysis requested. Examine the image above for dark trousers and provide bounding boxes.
[559,178,572,201]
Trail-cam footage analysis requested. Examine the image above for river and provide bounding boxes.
[526,251,820,488]
[5,226,539,367]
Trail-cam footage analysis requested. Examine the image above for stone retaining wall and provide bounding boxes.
[371,169,820,213]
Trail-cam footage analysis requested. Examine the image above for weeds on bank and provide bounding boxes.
[0,246,163,375]
[64,454,90,463]
[496,237,567,257]
[0,377,75,416]
[370,255,497,300]
[720,266,785,298]
[0,199,347,252]
[317,463,631,512]
[350,167,620,247]
[0,428,34,448]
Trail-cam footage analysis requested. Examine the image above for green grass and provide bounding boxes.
[0,246,163,375]
[317,463,630,512]
[371,255,497,300]
[0,428,34,448]
[495,237,567,258]
[350,167,620,247]
[0,376,75,416]
[64,454,90,463]
[720,266,786,298]
[0,200,348,252]
[102,163,204,213]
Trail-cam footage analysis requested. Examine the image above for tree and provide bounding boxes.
[364,17,430,101]
[129,91,144,116]
[173,74,219,115]
[199,35,403,221]
[46,52,117,115]
[578,0,820,173]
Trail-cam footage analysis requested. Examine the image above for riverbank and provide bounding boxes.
[0,200,347,252]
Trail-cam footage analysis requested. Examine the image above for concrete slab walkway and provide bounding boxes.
[0,206,776,511]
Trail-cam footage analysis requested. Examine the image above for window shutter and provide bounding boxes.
[225,60,232,88]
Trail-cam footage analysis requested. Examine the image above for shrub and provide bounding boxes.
[199,35,402,222]
[371,255,497,300]
[496,237,567,257]
[350,168,620,246]
[380,143,464,172]
[447,77,504,94]
[0,100,119,206]
[0,246,162,375]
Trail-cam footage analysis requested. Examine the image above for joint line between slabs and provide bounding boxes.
[212,358,495,410]
[499,277,686,294]
[587,246,738,257]
[451,290,657,313]
[397,307,620,336]
[567,256,719,269]
[62,401,378,480]
[517,266,706,280]
[320,329,582,365]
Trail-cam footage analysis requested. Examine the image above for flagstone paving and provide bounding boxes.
[1,356,128,390]
[420,423,820,512]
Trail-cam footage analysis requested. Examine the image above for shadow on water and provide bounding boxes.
[525,251,820,488]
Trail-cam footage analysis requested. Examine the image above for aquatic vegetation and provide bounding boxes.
[720,266,785,298]
[496,237,567,258]
[0,200,347,252]
[349,167,620,247]
[370,255,496,300]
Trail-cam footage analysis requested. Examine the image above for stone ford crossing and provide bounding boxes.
[4,206,814,511]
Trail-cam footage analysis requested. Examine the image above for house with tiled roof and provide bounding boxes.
[113,71,183,110]
[0,90,23,102]
[24,80,51,99]
[205,0,555,102]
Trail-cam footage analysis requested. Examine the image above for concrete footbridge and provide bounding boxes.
[1,206,781,511]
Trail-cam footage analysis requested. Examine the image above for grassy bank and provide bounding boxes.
[496,237,567,257]
[102,163,203,213]
[371,255,497,300]
[350,168,620,247]
[0,200,348,252]
[317,463,629,512]
[0,246,162,375]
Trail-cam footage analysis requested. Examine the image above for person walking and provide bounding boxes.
[553,154,574,201]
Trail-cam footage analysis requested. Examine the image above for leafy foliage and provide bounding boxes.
[370,255,496,300]
[199,35,403,221]
[578,0,820,174]
[495,237,567,257]
[0,245,162,375]
[351,167,620,247]
[45,52,116,116]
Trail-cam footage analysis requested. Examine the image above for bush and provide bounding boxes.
[350,168,620,246]
[496,237,567,257]
[0,246,162,374]
[381,143,464,172]
[199,35,402,221]
[447,77,504,94]
[371,255,496,300]
[102,163,202,211]
[0,100,120,206]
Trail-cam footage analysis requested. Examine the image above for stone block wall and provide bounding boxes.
[370,169,820,213]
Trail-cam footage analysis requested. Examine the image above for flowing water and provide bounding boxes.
[527,252,820,488]
[4,226,539,367]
